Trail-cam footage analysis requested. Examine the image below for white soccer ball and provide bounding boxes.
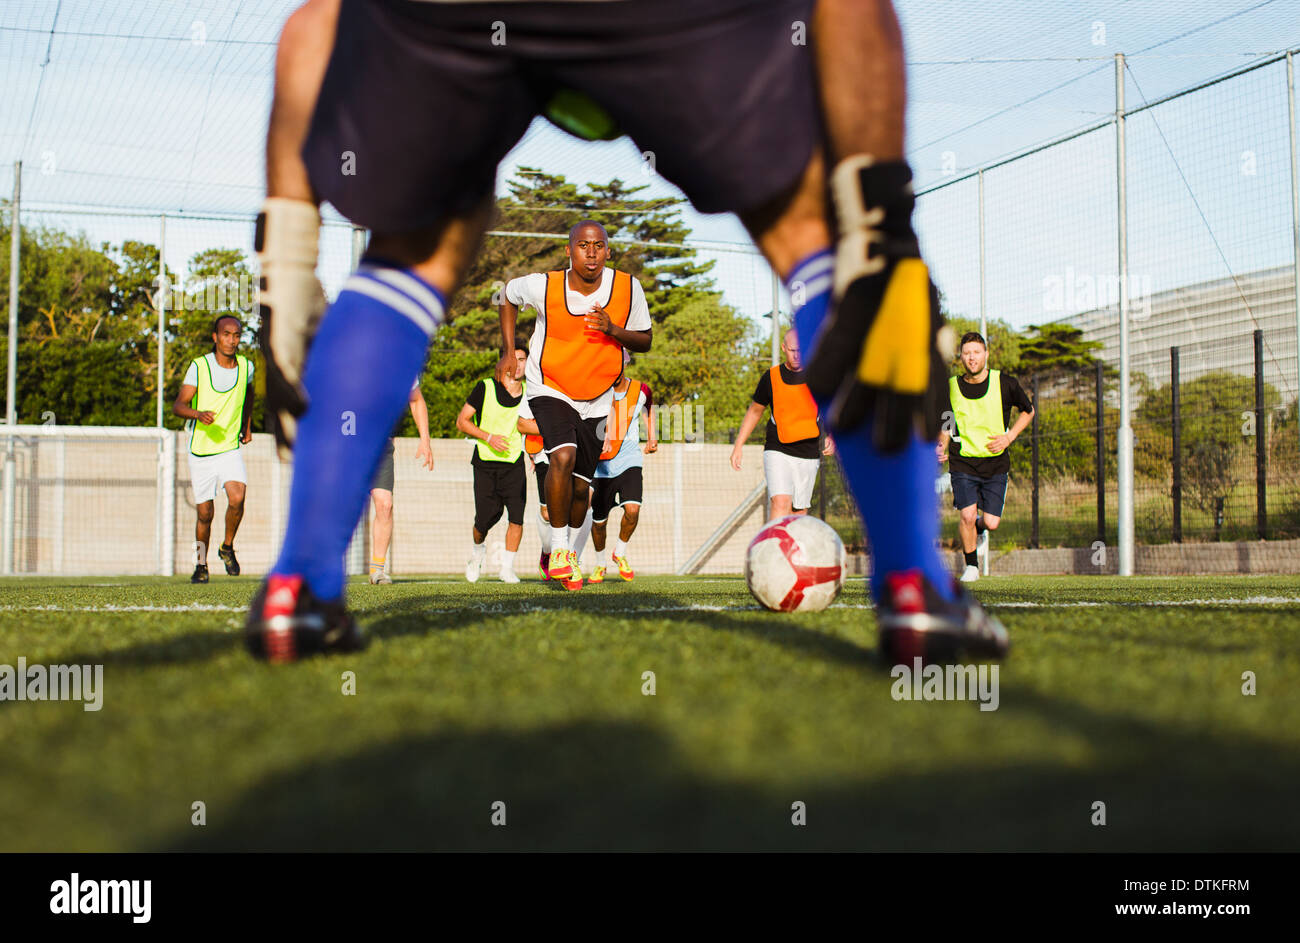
[744,514,846,613]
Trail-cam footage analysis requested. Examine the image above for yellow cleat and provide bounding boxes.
[547,548,572,582]
[562,549,584,591]
[589,565,606,584]
[612,554,634,582]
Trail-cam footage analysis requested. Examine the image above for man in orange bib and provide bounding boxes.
[731,329,833,521]
[498,220,652,590]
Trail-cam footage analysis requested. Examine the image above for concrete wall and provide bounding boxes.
[7,432,781,576]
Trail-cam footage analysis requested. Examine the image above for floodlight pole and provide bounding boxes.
[345,225,369,577]
[1288,51,1300,467]
[978,167,987,341]
[157,214,166,428]
[3,161,20,576]
[1115,54,1135,576]
[771,269,780,366]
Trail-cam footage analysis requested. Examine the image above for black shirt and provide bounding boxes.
[944,371,1034,477]
[465,378,525,466]
[752,365,822,460]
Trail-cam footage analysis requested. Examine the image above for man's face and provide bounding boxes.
[961,341,987,375]
[213,319,241,357]
[566,225,609,279]
[783,334,802,371]
[513,349,527,381]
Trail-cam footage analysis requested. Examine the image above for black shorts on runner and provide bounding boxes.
[530,396,604,484]
[533,461,548,505]
[473,458,527,534]
[370,438,396,492]
[591,466,644,522]
[304,0,819,232]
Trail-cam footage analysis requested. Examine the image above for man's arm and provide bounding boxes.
[729,402,767,471]
[409,387,434,470]
[585,305,651,353]
[497,297,519,380]
[457,404,508,455]
[517,415,540,436]
[986,377,1035,454]
[173,384,213,425]
[241,382,254,444]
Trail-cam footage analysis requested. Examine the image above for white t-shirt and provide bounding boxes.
[505,267,651,420]
[183,352,254,392]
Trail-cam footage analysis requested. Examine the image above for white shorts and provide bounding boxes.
[763,450,820,511]
[188,448,247,503]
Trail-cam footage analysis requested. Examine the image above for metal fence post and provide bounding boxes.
[1115,52,1135,576]
[1255,328,1267,539]
[1096,361,1106,545]
[1171,346,1182,543]
[1030,374,1039,549]
[3,161,21,576]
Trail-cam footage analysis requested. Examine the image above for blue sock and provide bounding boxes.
[787,249,954,602]
[271,261,444,601]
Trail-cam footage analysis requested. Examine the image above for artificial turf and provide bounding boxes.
[0,573,1296,851]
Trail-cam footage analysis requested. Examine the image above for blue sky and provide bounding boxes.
[2,0,1298,331]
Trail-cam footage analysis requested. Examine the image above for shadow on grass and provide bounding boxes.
[153,687,1300,851]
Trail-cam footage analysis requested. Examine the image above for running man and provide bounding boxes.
[457,349,529,583]
[368,378,434,584]
[936,332,1035,583]
[247,0,1007,665]
[498,220,652,591]
[173,315,254,584]
[730,329,832,521]
[589,355,656,583]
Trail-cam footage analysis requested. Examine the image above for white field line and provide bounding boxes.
[0,596,1295,615]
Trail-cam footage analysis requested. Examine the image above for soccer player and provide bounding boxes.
[730,330,832,521]
[589,355,656,583]
[247,0,1007,665]
[172,315,253,583]
[368,378,435,584]
[936,332,1035,583]
[498,220,652,591]
[457,349,529,583]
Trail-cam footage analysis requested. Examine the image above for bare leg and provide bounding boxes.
[223,481,246,546]
[195,502,214,559]
[618,504,640,543]
[769,494,795,521]
[371,489,394,558]
[504,522,523,553]
[813,0,906,164]
[958,504,978,554]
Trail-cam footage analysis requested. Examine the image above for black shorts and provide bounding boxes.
[591,467,643,522]
[533,460,549,504]
[370,438,395,492]
[473,459,527,534]
[305,0,819,232]
[530,396,603,484]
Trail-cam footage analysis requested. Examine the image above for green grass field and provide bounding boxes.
[1,573,1297,851]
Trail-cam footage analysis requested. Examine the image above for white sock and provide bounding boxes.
[614,539,628,559]
[538,509,551,553]
[551,526,569,552]
[500,549,516,572]
[598,546,611,566]
[471,542,486,558]
[572,507,593,560]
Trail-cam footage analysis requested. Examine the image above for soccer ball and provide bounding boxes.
[745,515,846,613]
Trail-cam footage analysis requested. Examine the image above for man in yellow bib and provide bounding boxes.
[173,315,254,584]
[937,332,1035,583]
[457,349,530,583]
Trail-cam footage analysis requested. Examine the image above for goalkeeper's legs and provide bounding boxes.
[740,153,953,604]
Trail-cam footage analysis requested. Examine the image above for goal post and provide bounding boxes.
[0,424,176,576]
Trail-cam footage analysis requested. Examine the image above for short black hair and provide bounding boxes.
[960,331,987,349]
[568,219,608,245]
[212,314,242,335]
